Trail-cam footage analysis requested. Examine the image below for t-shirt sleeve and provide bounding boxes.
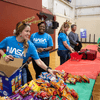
[29,42,39,60]
[47,35,53,47]
[60,34,66,42]
[0,37,7,49]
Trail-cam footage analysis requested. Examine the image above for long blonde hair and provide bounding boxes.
[58,21,70,35]
[14,22,29,55]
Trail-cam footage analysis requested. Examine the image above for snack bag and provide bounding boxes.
[81,75,90,83]
[9,93,23,100]
[74,75,82,82]
[28,80,40,92]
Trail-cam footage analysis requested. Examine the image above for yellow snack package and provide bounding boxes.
[28,80,40,92]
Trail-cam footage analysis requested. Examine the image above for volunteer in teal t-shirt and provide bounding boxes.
[30,22,53,78]
[0,21,60,85]
[58,21,74,65]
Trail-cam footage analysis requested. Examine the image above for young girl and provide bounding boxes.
[57,21,74,65]
[0,21,60,85]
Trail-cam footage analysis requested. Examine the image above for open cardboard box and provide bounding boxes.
[0,57,23,96]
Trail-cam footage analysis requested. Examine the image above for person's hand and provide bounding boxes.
[4,55,14,62]
[37,48,44,53]
[76,43,79,46]
[71,49,75,53]
[48,69,61,77]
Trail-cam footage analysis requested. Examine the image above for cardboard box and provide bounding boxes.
[0,57,23,96]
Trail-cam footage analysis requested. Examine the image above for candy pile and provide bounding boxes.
[56,71,90,84]
[0,71,90,100]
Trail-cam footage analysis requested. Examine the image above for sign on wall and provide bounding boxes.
[80,29,87,38]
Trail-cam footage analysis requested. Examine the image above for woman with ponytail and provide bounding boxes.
[0,21,60,85]
[58,21,75,65]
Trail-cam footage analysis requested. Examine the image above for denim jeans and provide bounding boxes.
[22,66,27,85]
[57,50,70,65]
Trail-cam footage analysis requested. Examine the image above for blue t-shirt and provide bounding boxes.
[58,32,70,50]
[30,32,53,58]
[0,36,39,63]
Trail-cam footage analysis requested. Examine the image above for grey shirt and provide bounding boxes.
[68,31,79,48]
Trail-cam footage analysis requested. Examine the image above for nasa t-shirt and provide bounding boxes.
[0,36,39,63]
[30,32,53,58]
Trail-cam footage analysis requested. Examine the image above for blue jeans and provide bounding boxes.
[57,50,70,65]
[22,66,27,85]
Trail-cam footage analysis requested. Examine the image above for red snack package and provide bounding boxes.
[49,96,59,100]
[62,97,68,100]
[63,72,69,79]
[59,83,66,92]
[71,89,79,99]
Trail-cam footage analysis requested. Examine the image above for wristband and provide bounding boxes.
[3,54,7,58]
[46,67,52,73]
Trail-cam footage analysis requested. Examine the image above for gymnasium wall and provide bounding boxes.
[75,17,100,43]
[0,0,42,42]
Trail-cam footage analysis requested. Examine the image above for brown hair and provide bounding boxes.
[15,22,30,55]
[58,22,69,35]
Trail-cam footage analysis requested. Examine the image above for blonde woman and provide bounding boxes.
[0,21,60,85]
[57,22,74,65]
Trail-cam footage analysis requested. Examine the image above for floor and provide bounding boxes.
[28,43,99,100]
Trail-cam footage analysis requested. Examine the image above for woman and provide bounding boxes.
[30,22,53,78]
[57,21,74,65]
[0,21,60,85]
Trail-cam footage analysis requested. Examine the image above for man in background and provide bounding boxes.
[68,24,82,51]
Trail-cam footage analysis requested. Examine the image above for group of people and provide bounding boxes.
[0,20,80,85]
[58,22,81,65]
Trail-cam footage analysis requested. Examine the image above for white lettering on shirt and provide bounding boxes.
[33,38,47,44]
[6,46,24,58]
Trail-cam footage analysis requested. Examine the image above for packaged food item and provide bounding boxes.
[23,95,34,100]
[0,96,11,100]
[62,97,68,100]
[67,78,76,84]
[28,80,40,92]
[9,93,23,100]
[13,86,21,94]
[74,75,82,82]
[62,93,75,100]
[81,75,90,83]
[35,78,45,84]
[49,95,59,100]
[71,89,79,99]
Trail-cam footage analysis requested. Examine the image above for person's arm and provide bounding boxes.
[37,46,53,53]
[63,41,74,53]
[35,59,60,76]
[30,42,61,76]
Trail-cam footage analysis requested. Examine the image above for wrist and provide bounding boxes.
[3,54,7,58]
[46,67,52,73]
[43,48,45,51]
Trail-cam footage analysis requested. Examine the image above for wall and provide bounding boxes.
[0,1,41,42]
[3,0,42,11]
[75,0,100,43]
[75,17,100,43]
[55,15,75,48]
